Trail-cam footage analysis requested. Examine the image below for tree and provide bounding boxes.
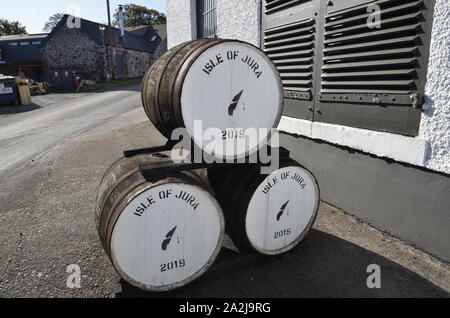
[113,4,166,27]
[43,13,65,32]
[0,19,27,36]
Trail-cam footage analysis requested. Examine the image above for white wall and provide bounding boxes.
[166,0,449,174]
[419,0,450,173]
[167,0,197,49]
[216,0,261,46]
[167,0,261,48]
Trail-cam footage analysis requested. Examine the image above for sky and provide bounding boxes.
[1,0,166,34]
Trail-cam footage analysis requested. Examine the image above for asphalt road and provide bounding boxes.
[0,85,448,298]
[0,86,140,175]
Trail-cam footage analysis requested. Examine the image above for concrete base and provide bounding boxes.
[281,132,450,263]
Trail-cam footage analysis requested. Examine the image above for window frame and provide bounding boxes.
[262,0,436,137]
[197,0,218,39]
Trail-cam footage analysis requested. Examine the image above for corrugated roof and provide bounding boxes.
[0,34,48,41]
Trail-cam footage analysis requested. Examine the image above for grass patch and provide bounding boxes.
[79,78,142,92]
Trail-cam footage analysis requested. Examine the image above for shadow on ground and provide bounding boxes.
[115,230,448,298]
[0,104,42,115]
[78,82,142,94]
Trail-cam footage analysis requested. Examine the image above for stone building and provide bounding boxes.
[40,15,164,91]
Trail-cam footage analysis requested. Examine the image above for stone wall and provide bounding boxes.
[41,25,107,82]
[122,49,152,78]
[41,24,154,82]
[154,38,168,60]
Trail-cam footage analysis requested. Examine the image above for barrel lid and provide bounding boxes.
[109,182,224,292]
[180,41,283,160]
[245,166,320,255]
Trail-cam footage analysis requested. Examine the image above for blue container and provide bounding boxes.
[0,76,19,105]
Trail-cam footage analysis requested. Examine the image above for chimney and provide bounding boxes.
[118,5,125,38]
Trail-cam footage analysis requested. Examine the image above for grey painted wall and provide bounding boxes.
[281,133,450,262]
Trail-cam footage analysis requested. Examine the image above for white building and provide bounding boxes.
[166,0,450,261]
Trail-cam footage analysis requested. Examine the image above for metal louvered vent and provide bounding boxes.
[265,18,316,101]
[320,0,426,107]
[266,0,309,14]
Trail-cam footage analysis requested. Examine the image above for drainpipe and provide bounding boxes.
[258,0,263,49]
[119,5,125,38]
[106,0,115,80]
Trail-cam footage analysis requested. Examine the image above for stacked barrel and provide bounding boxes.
[96,39,320,292]
[96,154,224,292]
[208,160,320,256]
[141,39,283,160]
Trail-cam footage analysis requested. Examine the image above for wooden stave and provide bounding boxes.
[207,165,244,202]
[97,156,148,228]
[222,165,265,245]
[153,41,208,135]
[141,59,156,121]
[142,54,167,134]
[159,39,220,132]
[209,159,320,255]
[208,164,261,242]
[96,154,172,229]
[141,42,194,137]
[142,40,216,138]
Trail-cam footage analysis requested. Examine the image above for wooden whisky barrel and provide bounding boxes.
[208,159,320,256]
[97,154,225,292]
[141,39,283,160]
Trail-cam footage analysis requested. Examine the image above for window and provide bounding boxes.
[197,0,217,39]
[32,41,42,45]
[8,43,18,46]
[20,42,30,46]
[263,0,435,136]
[150,35,158,42]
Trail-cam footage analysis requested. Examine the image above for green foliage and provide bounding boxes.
[0,19,27,36]
[113,4,166,27]
[43,13,65,32]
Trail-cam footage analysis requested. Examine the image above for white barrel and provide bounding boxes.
[208,160,320,255]
[142,39,284,161]
[97,155,225,292]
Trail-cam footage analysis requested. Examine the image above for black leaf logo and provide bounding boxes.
[161,226,178,251]
[228,90,244,116]
[277,201,290,222]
